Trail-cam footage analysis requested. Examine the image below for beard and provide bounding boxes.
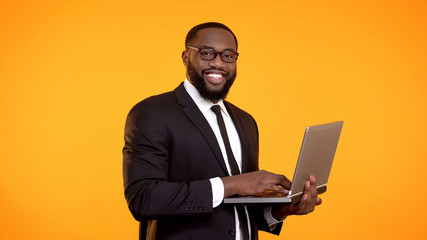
[187,61,236,102]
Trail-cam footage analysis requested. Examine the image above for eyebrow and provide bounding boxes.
[199,45,237,52]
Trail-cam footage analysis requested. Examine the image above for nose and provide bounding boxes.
[208,53,226,69]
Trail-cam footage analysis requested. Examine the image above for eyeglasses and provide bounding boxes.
[187,46,239,63]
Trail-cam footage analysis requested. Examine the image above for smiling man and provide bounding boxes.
[123,22,321,240]
[184,27,237,103]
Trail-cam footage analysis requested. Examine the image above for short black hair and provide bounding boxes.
[185,22,238,50]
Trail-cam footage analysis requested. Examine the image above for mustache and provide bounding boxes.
[201,68,229,75]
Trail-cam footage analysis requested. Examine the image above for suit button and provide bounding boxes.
[189,206,193,211]
[229,229,236,236]
[184,206,189,211]
[194,206,199,211]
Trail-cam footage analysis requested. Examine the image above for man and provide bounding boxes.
[123,22,321,240]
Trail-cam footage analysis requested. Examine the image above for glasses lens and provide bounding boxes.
[199,49,216,61]
[221,51,238,63]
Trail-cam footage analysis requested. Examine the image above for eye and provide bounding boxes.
[223,51,236,59]
[200,49,214,56]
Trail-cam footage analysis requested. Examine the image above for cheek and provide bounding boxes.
[192,59,208,72]
[227,64,237,74]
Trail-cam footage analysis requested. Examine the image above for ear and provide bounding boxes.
[182,50,189,68]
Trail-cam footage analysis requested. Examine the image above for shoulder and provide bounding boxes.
[224,101,256,123]
[124,90,181,129]
[128,83,188,115]
[131,91,176,110]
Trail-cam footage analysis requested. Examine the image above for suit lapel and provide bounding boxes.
[174,83,230,176]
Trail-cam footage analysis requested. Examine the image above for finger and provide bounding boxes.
[316,197,322,205]
[264,172,291,190]
[279,175,292,189]
[299,181,311,205]
[309,175,315,184]
[297,195,309,214]
[309,176,318,199]
[303,179,311,196]
[269,184,289,195]
[301,180,314,206]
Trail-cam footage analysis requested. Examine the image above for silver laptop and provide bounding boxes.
[224,121,343,204]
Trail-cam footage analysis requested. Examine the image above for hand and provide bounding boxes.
[221,170,291,198]
[272,175,322,219]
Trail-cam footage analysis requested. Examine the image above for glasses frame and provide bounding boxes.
[187,46,239,63]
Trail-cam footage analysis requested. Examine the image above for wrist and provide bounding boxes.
[221,175,239,198]
[272,205,290,220]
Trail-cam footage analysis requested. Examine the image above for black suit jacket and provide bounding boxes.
[123,83,282,239]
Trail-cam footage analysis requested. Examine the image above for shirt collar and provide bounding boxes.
[183,78,229,117]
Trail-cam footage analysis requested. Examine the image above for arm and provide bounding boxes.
[123,101,213,221]
[220,170,290,235]
[221,172,321,234]
[222,173,322,217]
[221,170,291,197]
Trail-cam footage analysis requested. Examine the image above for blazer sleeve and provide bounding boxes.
[122,100,213,222]
[248,205,283,235]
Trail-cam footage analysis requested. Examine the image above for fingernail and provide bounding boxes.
[306,181,310,188]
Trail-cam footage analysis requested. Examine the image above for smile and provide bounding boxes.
[206,73,224,79]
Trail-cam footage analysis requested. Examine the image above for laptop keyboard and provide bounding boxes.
[253,190,287,198]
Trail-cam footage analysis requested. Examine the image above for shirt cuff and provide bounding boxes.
[209,177,224,208]
[263,205,287,231]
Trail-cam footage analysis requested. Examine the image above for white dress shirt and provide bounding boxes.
[184,79,250,240]
[183,79,283,239]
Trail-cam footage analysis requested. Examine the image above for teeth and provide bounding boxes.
[207,73,222,79]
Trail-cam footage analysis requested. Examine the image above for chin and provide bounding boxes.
[205,82,226,93]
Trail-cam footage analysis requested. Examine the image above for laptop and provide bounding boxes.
[224,121,343,204]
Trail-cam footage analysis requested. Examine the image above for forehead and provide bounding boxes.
[192,28,237,50]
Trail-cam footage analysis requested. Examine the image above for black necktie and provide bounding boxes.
[211,105,250,240]
[211,105,240,175]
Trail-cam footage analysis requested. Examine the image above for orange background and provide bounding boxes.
[1,0,426,239]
